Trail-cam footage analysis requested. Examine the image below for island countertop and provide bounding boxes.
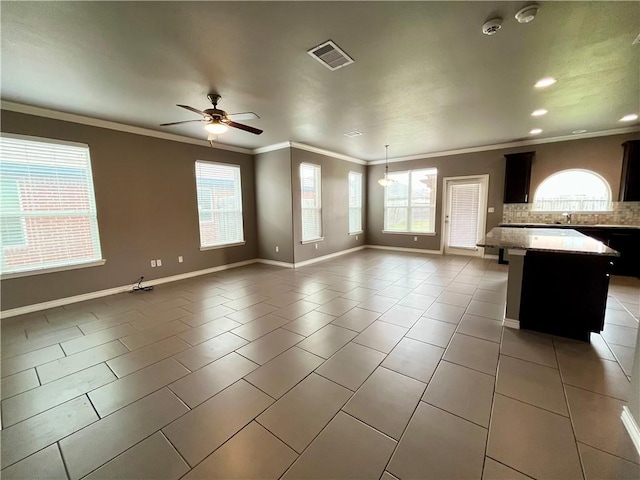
[478,227,620,256]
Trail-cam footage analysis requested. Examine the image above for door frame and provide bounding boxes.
[441,174,489,257]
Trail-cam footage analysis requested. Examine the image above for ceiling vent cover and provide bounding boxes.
[308,40,354,71]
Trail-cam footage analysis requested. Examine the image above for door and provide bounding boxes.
[443,175,489,256]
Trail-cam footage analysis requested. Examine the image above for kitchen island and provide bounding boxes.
[478,227,620,341]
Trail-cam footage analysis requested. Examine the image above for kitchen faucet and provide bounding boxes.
[562,212,573,224]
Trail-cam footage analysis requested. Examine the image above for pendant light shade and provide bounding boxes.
[378,144,396,186]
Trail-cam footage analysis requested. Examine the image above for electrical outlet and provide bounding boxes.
[275,246,279,253]
[150,260,156,268]
[178,255,183,263]
[314,244,318,250]
[356,235,359,240]
[414,236,418,242]
[156,259,162,267]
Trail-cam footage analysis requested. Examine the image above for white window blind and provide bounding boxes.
[449,183,480,249]
[533,169,612,212]
[0,134,103,275]
[300,163,322,241]
[348,171,362,234]
[384,168,437,233]
[195,161,244,248]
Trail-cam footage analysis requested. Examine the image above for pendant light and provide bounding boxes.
[378,144,396,187]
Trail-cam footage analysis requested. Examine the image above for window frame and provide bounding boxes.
[532,169,613,213]
[194,160,246,250]
[383,168,438,235]
[348,171,363,235]
[0,133,105,280]
[300,162,323,243]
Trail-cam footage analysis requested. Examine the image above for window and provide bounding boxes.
[348,171,363,234]
[0,134,103,276]
[384,168,437,233]
[195,161,244,248]
[300,163,322,242]
[533,169,612,212]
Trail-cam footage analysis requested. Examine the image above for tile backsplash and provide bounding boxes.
[502,202,640,226]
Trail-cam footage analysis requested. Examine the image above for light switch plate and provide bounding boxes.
[488,207,495,213]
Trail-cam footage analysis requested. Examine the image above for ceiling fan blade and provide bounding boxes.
[226,112,260,121]
[177,104,207,116]
[226,120,263,135]
[159,119,203,126]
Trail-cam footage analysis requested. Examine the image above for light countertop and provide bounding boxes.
[500,223,640,230]
[478,227,620,256]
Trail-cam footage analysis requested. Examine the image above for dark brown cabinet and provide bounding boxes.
[503,151,534,203]
[619,140,640,202]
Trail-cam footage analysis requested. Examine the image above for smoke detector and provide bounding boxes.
[515,4,540,23]
[482,18,503,36]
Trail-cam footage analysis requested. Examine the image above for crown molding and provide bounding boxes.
[368,126,640,165]
[253,141,366,165]
[253,142,292,155]
[0,101,253,155]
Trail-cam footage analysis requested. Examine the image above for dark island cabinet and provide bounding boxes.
[620,140,640,202]
[504,151,534,203]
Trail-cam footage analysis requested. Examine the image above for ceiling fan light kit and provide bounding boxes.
[159,94,263,145]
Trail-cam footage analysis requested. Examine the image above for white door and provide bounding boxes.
[443,175,488,256]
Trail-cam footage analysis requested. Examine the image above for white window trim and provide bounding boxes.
[0,133,104,276]
[195,160,245,249]
[382,231,437,236]
[300,163,323,242]
[1,259,106,280]
[532,169,613,213]
[384,168,438,234]
[348,171,363,235]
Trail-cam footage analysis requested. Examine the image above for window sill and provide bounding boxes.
[301,237,324,245]
[200,241,246,251]
[348,231,363,236]
[530,210,614,214]
[1,259,106,280]
[382,230,436,236]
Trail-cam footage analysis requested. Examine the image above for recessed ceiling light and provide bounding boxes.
[620,114,638,122]
[531,109,548,116]
[529,128,543,135]
[344,130,363,137]
[572,129,587,134]
[534,77,556,88]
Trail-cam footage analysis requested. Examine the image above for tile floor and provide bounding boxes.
[1,250,639,479]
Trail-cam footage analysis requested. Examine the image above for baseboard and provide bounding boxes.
[483,254,499,260]
[0,258,259,319]
[255,258,295,268]
[503,317,520,329]
[293,246,367,268]
[621,406,640,456]
[365,245,443,255]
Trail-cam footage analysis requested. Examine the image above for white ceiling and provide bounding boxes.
[1,2,639,161]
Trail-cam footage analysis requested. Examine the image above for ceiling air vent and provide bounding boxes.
[307,40,354,71]
[344,130,363,137]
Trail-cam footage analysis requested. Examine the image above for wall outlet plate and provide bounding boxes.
[178,256,183,263]
[150,260,156,268]
[488,207,495,213]
[156,259,162,267]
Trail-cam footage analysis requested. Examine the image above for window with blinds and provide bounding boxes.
[195,161,244,248]
[384,168,437,233]
[0,134,103,275]
[300,163,322,242]
[348,171,362,234]
[449,183,480,249]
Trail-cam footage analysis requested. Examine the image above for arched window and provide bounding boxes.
[533,169,612,212]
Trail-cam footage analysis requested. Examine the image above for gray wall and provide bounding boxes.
[255,148,294,263]
[291,148,366,264]
[367,133,640,251]
[1,110,257,310]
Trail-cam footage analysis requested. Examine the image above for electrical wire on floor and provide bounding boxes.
[131,276,154,292]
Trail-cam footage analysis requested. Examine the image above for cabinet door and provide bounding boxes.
[619,140,640,202]
[504,152,534,203]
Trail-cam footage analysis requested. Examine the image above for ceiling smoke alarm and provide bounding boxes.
[482,18,503,36]
[515,4,540,23]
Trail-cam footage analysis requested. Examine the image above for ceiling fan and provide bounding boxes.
[160,94,263,143]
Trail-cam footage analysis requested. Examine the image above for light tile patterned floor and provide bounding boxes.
[1,250,639,479]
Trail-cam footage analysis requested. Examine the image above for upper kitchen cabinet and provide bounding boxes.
[619,140,640,202]
[503,151,535,203]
